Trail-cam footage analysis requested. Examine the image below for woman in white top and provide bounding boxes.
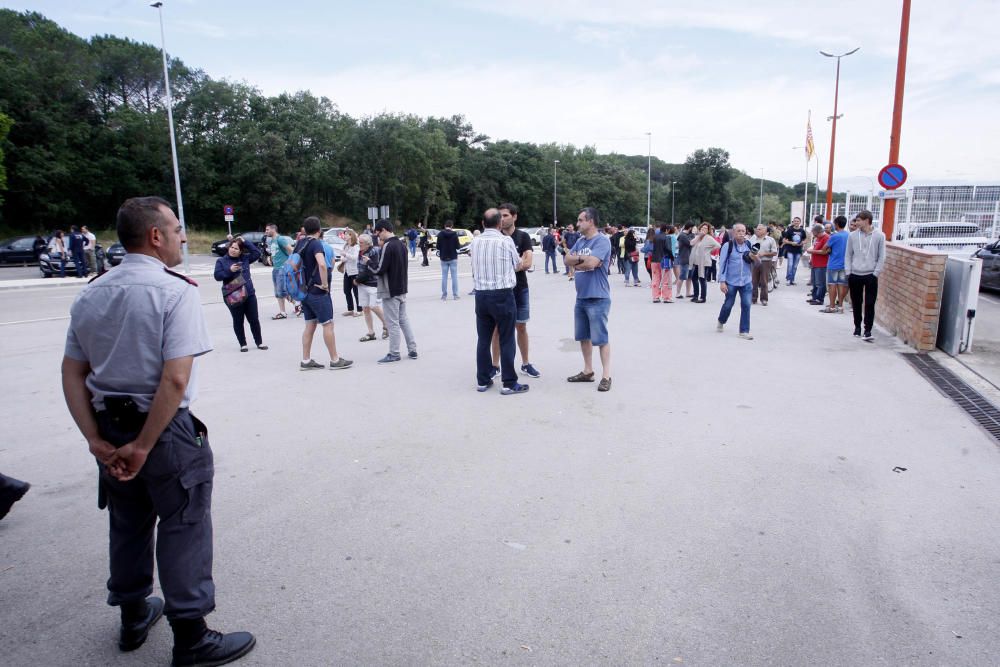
[48,230,67,278]
[340,229,362,316]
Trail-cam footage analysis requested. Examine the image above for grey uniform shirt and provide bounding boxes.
[64,253,213,411]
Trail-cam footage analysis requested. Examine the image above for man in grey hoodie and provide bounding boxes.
[844,209,885,341]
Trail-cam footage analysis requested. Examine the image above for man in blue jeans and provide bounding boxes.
[717,223,754,340]
[541,230,558,274]
[436,220,461,299]
[469,208,527,395]
[781,217,806,285]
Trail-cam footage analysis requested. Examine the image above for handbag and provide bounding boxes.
[629,250,639,263]
[222,273,248,306]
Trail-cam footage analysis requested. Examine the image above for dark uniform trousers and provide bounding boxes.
[97,406,216,620]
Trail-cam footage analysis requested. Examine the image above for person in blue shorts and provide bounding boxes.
[564,207,613,392]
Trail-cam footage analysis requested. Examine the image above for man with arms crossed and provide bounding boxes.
[564,207,613,392]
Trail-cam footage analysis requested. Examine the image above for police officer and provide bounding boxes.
[61,197,255,666]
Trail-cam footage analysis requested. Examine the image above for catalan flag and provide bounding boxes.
[805,111,815,161]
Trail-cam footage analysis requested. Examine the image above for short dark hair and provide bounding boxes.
[579,207,599,226]
[659,224,667,233]
[303,216,322,235]
[482,209,501,229]
[834,215,848,229]
[373,219,394,233]
[266,223,278,232]
[116,196,173,251]
[498,202,518,216]
[444,219,454,228]
[70,225,79,233]
[857,209,873,222]
[683,222,694,231]
[814,215,824,224]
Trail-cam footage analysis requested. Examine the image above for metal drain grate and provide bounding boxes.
[902,353,1000,442]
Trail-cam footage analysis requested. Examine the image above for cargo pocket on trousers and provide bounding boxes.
[179,467,214,524]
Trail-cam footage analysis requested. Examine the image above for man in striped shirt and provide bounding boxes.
[470,208,529,395]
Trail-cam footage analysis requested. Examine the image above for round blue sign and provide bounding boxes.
[878,164,907,190]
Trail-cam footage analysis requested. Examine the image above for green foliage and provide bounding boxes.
[0,9,813,235]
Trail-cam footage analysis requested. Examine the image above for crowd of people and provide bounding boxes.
[0,193,892,667]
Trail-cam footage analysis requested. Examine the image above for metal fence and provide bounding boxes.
[807,185,1000,255]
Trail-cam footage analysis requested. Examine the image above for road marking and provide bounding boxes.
[979,293,1000,306]
[0,315,70,325]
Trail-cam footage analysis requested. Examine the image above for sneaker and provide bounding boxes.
[761,301,768,306]
[453,295,460,300]
[299,359,324,371]
[521,363,541,378]
[677,295,685,299]
[853,326,862,337]
[240,346,248,352]
[653,298,661,303]
[408,350,418,359]
[863,330,873,341]
[500,383,530,395]
[377,354,401,364]
[489,365,500,379]
[477,380,494,392]
[716,322,724,332]
[739,332,754,340]
[329,358,353,370]
[441,294,447,300]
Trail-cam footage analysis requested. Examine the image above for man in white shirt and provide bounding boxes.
[470,208,528,395]
[82,225,98,274]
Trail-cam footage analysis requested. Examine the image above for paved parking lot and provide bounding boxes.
[2,256,1000,666]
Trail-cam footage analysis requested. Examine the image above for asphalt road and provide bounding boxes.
[1,256,999,666]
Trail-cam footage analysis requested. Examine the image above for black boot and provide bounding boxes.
[0,474,30,520]
[171,617,256,667]
[119,596,164,651]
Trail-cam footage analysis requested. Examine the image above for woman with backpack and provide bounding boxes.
[622,228,640,287]
[214,236,267,352]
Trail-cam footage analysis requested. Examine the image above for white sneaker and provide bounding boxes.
[739,332,754,340]
[716,322,724,333]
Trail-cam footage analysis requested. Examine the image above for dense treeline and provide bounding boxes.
[0,10,822,234]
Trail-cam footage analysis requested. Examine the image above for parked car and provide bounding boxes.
[322,227,349,260]
[211,231,269,260]
[38,244,106,277]
[974,241,1000,291]
[522,227,542,247]
[0,235,41,264]
[455,229,474,254]
[106,243,127,266]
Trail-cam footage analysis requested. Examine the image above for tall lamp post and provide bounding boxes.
[820,46,859,217]
[758,169,765,227]
[151,1,189,272]
[645,132,652,228]
[552,160,559,227]
[670,181,679,227]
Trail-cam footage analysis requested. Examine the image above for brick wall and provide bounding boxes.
[875,244,947,351]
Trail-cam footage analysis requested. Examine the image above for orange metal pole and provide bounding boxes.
[882,0,911,241]
[825,59,841,215]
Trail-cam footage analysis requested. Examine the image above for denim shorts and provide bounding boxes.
[679,263,691,279]
[301,291,333,324]
[574,297,611,346]
[514,287,530,323]
[272,268,288,298]
[827,269,847,285]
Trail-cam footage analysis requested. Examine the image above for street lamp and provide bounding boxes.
[150,1,189,272]
[670,181,679,227]
[820,46,860,217]
[552,160,559,226]
[645,132,652,228]
[758,168,765,227]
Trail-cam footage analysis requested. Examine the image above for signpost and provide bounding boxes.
[223,205,234,235]
[367,205,390,226]
[878,189,907,200]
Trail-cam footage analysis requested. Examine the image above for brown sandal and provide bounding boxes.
[597,377,612,392]
[567,371,595,383]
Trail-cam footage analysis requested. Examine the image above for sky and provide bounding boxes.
[6,0,999,192]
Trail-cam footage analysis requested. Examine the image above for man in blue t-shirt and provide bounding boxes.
[822,215,850,313]
[296,216,352,371]
[265,223,295,319]
[564,207,613,392]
